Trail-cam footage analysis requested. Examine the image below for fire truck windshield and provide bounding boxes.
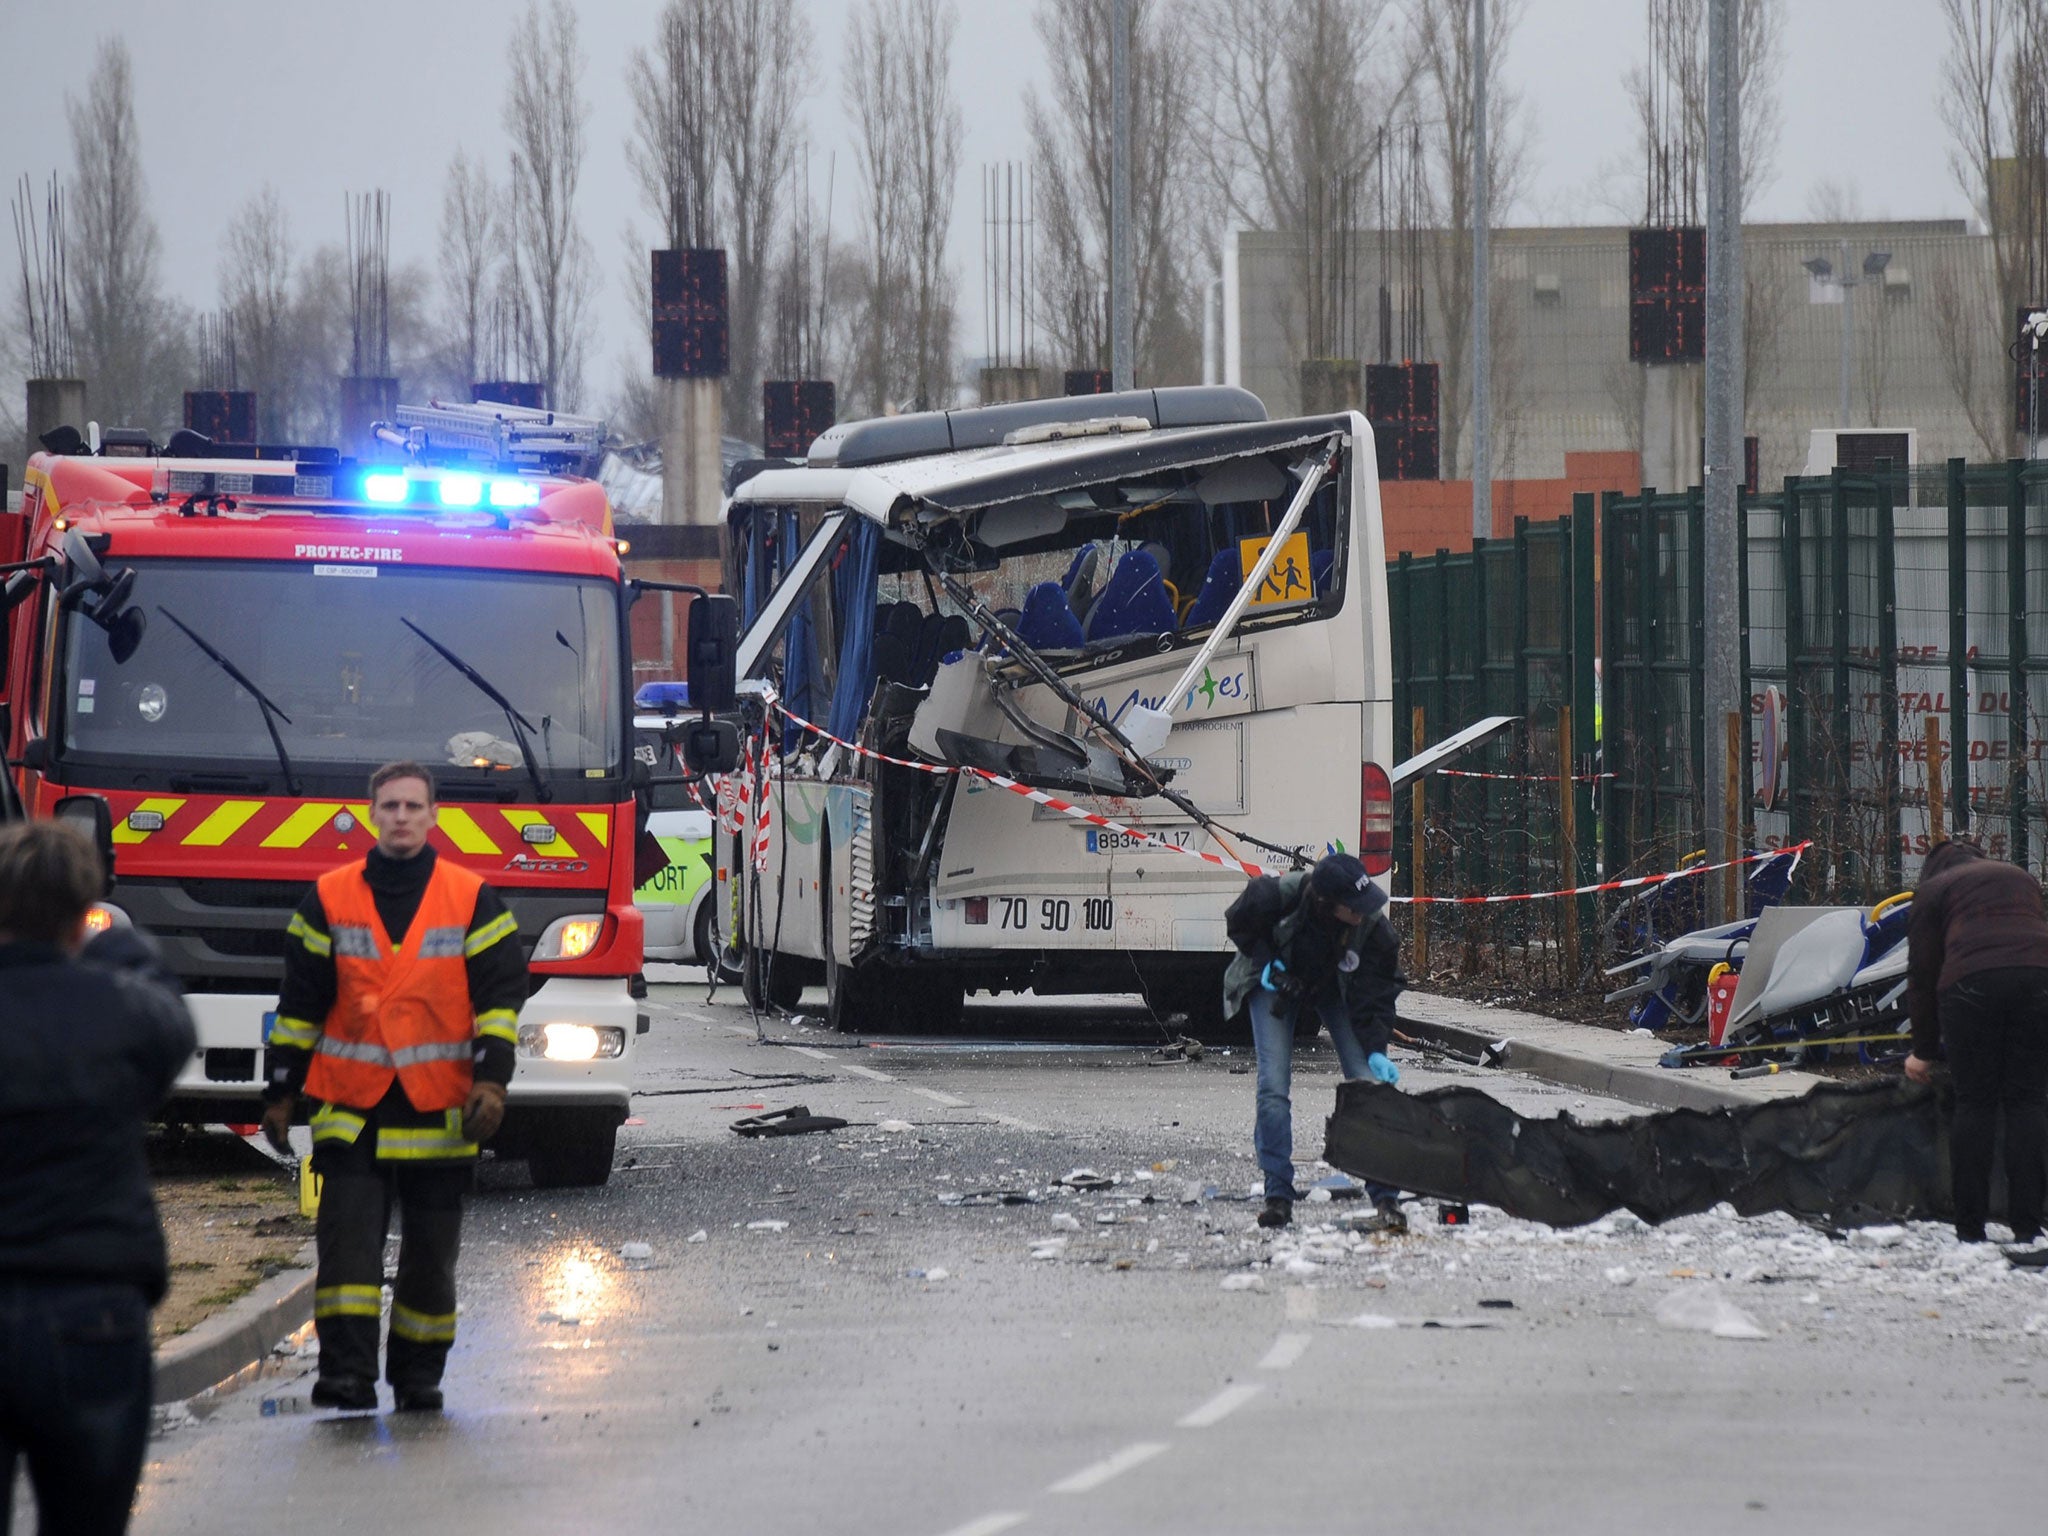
[58,559,621,787]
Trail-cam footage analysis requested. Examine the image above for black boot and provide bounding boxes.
[392,1385,444,1413]
[1257,1197,1293,1229]
[310,1375,378,1412]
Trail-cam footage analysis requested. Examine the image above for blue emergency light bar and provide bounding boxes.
[356,469,542,510]
[634,681,692,712]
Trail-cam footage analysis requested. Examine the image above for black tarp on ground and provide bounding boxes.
[1322,1078,1963,1229]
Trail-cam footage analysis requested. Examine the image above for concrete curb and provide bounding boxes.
[1398,1015,1759,1111]
[153,1241,316,1404]
[1393,992,1832,1113]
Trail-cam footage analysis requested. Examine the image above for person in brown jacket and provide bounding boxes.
[1903,839,2048,1244]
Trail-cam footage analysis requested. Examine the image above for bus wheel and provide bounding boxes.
[697,900,743,985]
[824,950,885,1033]
[743,945,805,1012]
[907,970,966,1035]
[1145,964,1229,1039]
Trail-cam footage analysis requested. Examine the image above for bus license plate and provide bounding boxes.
[985,896,1115,934]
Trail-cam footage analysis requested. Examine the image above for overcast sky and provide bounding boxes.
[2,0,1962,403]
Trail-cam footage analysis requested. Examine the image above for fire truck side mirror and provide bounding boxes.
[686,595,739,714]
[53,794,116,896]
[679,718,739,775]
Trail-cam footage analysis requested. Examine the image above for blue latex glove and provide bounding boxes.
[1260,958,1287,992]
[1366,1052,1400,1085]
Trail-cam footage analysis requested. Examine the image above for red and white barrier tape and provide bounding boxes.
[1389,841,1809,906]
[1434,767,1616,782]
[765,697,1268,879]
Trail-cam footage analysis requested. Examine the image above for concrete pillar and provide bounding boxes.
[339,376,399,462]
[979,366,1048,405]
[25,378,86,459]
[1299,358,1363,416]
[1641,362,1704,491]
[660,376,724,528]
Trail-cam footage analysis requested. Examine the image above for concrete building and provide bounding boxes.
[1224,217,2016,500]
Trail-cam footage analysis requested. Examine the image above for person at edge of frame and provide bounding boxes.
[260,760,527,1413]
[0,820,197,1536]
[1222,851,1409,1231]
[1903,837,2048,1249]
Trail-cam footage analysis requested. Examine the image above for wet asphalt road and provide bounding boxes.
[129,978,2048,1536]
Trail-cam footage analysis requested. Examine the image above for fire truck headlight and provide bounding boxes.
[437,473,484,508]
[83,903,128,936]
[363,472,409,504]
[532,914,606,961]
[517,1023,623,1061]
[138,684,167,723]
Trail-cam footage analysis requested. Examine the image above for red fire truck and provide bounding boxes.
[0,403,733,1186]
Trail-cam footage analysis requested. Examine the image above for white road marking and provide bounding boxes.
[782,1045,897,1082]
[934,1514,1029,1536]
[741,1034,1050,1128]
[1284,1288,1319,1321]
[1257,1332,1312,1371]
[1048,1441,1171,1494]
[1176,1382,1264,1428]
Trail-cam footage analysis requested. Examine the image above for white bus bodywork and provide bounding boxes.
[716,392,1393,1031]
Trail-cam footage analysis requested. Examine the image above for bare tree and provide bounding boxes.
[1190,0,1408,358]
[844,0,910,412]
[219,187,296,441]
[437,150,497,394]
[1939,0,2048,456]
[1410,0,1530,479]
[1931,246,2010,456]
[1026,0,1200,384]
[1622,0,1783,222]
[65,36,183,430]
[626,0,724,252]
[718,0,813,434]
[504,0,594,410]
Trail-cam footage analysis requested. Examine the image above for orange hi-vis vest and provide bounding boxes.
[304,857,486,1114]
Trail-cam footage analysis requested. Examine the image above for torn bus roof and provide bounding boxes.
[1322,1077,1970,1229]
[727,414,1358,523]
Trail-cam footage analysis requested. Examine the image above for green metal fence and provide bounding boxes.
[1389,458,2048,931]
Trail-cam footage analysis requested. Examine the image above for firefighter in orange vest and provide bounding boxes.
[259,761,526,1413]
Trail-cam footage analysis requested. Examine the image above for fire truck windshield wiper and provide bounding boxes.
[400,616,550,803]
[155,606,302,797]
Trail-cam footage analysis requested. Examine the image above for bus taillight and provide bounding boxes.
[1360,763,1393,876]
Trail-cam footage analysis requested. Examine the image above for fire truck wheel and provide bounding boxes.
[526,1110,619,1188]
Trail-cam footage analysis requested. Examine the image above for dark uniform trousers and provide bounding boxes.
[312,1125,470,1389]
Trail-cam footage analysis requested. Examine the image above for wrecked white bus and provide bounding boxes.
[715,386,1394,1033]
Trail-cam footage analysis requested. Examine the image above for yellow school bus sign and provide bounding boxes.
[1238,531,1314,607]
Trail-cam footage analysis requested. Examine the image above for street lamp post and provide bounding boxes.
[1803,245,1890,428]
[2018,309,2048,460]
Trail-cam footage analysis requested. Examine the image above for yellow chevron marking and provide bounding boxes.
[261,802,344,849]
[435,807,501,855]
[182,800,264,847]
[576,812,611,847]
[111,797,188,845]
[500,809,576,859]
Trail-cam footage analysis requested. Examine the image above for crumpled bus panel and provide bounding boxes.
[1322,1079,1958,1229]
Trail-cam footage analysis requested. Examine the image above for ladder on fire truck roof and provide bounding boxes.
[374,398,608,472]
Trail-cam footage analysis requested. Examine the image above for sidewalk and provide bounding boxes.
[154,1241,314,1404]
[1395,990,1829,1113]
